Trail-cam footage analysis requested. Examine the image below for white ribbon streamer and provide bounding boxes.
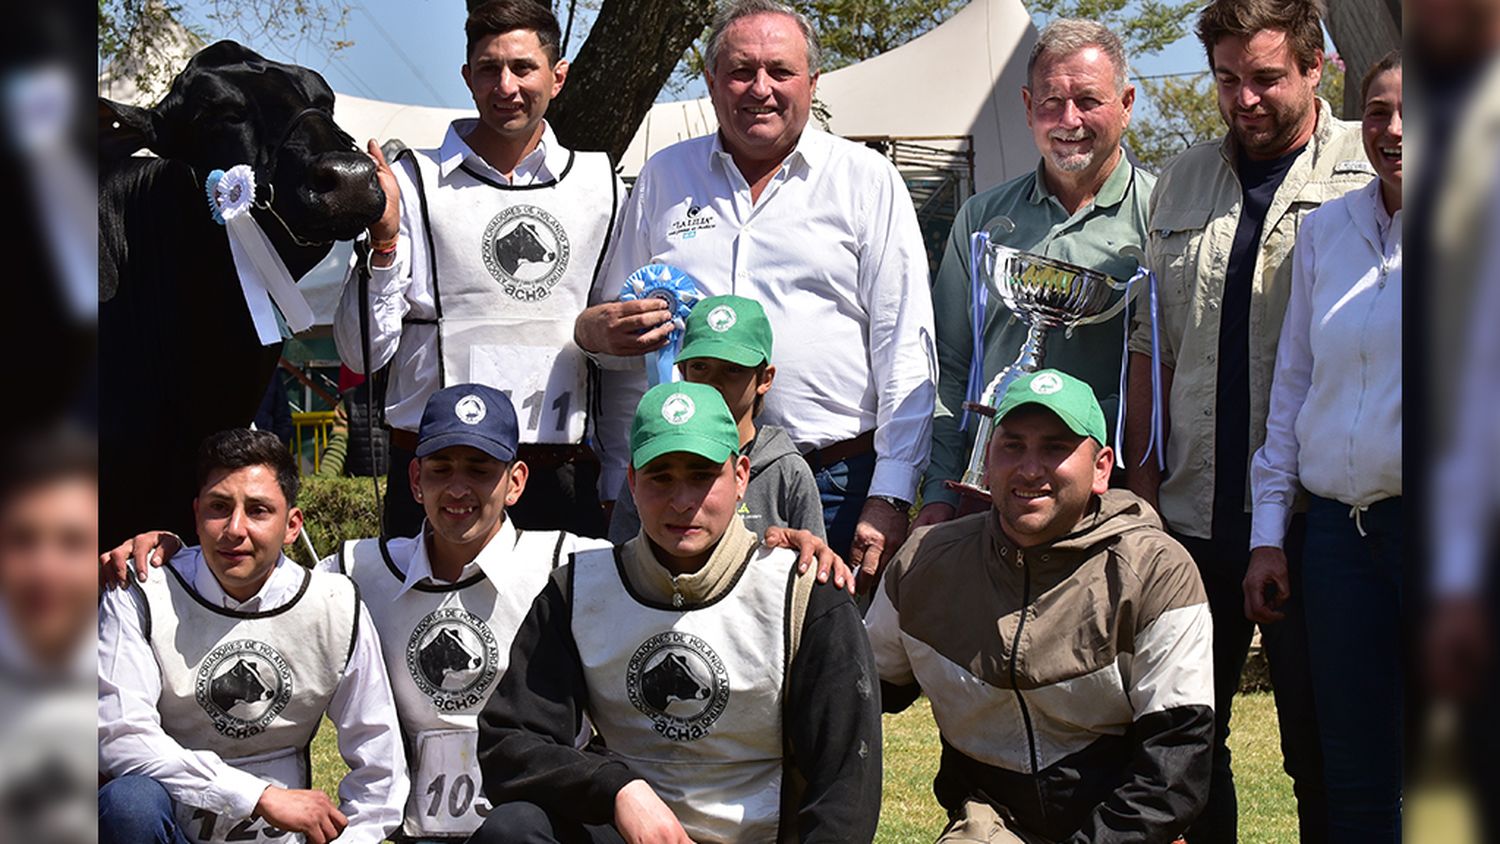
[208,165,315,345]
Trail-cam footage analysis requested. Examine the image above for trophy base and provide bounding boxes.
[944,479,992,504]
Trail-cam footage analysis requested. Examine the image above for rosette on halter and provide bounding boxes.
[204,164,315,345]
[619,264,704,386]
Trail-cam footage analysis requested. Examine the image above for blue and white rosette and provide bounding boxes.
[619,264,704,386]
[204,164,315,345]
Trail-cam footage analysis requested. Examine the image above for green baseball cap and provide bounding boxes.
[678,295,773,367]
[995,369,1108,445]
[630,382,742,469]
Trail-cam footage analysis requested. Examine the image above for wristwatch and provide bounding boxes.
[867,494,912,514]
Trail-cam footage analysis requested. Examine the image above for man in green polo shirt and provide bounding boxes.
[917,18,1154,528]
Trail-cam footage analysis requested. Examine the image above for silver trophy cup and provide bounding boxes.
[948,234,1131,501]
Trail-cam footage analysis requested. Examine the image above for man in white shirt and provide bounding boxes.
[574,0,936,584]
[97,430,407,844]
[335,0,624,540]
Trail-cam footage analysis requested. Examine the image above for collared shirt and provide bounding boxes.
[924,155,1155,508]
[0,601,93,682]
[333,119,624,432]
[98,551,407,842]
[1129,100,1373,539]
[1250,179,1402,549]
[593,128,936,502]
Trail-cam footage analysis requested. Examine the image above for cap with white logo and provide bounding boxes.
[416,383,519,461]
[630,382,740,469]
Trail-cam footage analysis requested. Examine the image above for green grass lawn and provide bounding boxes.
[313,691,1294,842]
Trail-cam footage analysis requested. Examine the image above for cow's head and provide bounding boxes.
[99,40,383,243]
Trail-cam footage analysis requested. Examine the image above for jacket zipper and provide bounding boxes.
[1008,549,1040,780]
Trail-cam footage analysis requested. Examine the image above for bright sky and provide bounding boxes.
[171,0,1215,110]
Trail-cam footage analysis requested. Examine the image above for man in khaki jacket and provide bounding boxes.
[1122,0,1371,839]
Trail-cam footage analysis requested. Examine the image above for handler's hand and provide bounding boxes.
[254,786,347,844]
[1427,595,1491,700]
[365,139,401,243]
[910,501,955,530]
[764,526,854,595]
[575,300,674,356]
[614,780,695,844]
[99,531,180,588]
[850,498,910,594]
[1243,546,1290,623]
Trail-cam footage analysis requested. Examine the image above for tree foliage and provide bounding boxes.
[1028,0,1199,56]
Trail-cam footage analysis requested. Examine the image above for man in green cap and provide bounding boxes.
[472,381,881,843]
[866,369,1214,843]
[609,294,825,543]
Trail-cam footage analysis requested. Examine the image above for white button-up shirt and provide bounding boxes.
[593,128,936,501]
[333,120,621,432]
[98,550,408,843]
[1250,179,1402,549]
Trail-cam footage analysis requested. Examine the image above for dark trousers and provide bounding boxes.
[809,449,877,563]
[384,441,607,539]
[1177,521,1328,844]
[466,801,624,844]
[1301,494,1402,843]
[98,776,190,844]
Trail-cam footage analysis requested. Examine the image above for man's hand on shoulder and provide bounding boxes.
[614,780,695,844]
[850,497,910,595]
[99,530,181,588]
[575,300,674,356]
[764,526,854,594]
[254,786,348,844]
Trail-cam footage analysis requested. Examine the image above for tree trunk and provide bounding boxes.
[1325,0,1401,116]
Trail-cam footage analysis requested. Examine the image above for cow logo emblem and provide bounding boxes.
[1030,372,1064,395]
[195,640,293,739]
[481,205,571,302]
[661,393,695,425]
[626,631,730,741]
[407,608,500,711]
[455,395,487,425]
[706,306,737,333]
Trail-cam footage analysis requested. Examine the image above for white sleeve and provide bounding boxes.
[858,159,937,502]
[1249,220,1317,550]
[322,600,409,844]
[334,157,419,375]
[864,576,915,686]
[97,586,270,818]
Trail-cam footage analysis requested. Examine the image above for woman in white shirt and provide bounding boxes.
[1246,51,1403,844]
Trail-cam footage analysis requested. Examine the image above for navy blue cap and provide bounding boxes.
[415,384,519,462]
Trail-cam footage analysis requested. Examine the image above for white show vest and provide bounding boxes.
[138,559,358,844]
[340,531,567,839]
[398,147,618,444]
[569,546,795,843]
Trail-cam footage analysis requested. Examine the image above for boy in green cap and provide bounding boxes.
[473,382,880,844]
[608,294,826,543]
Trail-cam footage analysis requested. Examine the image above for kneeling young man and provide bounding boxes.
[98,430,406,844]
[474,382,881,843]
[867,370,1214,843]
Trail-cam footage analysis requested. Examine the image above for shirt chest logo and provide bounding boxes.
[407,608,501,711]
[482,205,571,301]
[667,203,717,240]
[626,631,730,741]
[195,639,294,739]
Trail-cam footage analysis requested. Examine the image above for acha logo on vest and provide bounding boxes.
[626,631,730,741]
[481,205,571,302]
[407,607,500,711]
[194,639,294,739]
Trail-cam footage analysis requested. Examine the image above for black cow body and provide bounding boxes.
[494,221,553,274]
[418,628,481,687]
[210,658,274,713]
[99,41,383,543]
[640,652,710,711]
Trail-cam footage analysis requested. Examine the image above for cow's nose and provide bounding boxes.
[307,152,377,196]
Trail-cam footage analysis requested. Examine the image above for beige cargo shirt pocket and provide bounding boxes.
[1131,203,1213,372]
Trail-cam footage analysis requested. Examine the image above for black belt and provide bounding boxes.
[801,430,875,471]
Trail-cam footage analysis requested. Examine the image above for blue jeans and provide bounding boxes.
[810,450,876,563]
[99,776,190,844]
[1302,494,1403,843]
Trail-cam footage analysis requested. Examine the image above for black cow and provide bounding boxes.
[494,221,554,274]
[418,627,481,687]
[99,41,384,543]
[210,658,275,713]
[640,652,710,711]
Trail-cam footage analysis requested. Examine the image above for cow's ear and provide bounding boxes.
[99,98,159,161]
